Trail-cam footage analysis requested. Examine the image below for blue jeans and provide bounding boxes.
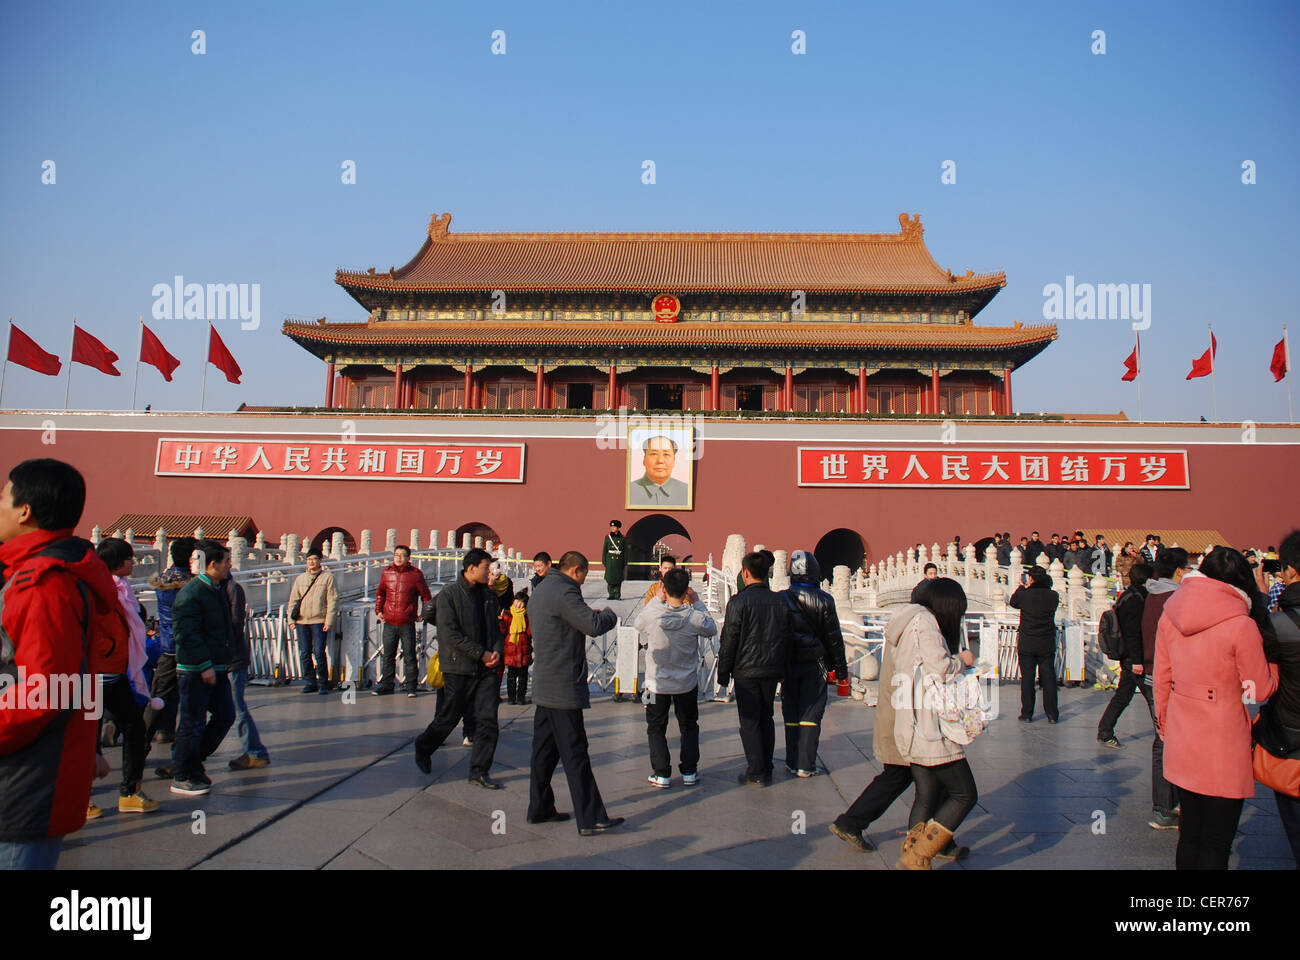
[0,837,62,870]
[296,623,330,687]
[173,671,235,782]
[229,669,269,760]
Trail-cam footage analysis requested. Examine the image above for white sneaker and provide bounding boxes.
[796,769,818,778]
[461,737,473,747]
[647,774,671,789]
[681,772,699,786]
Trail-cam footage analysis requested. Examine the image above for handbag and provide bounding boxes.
[289,572,322,622]
[1252,711,1300,798]
[909,624,991,746]
[426,651,444,690]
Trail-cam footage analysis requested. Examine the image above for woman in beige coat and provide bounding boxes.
[830,579,973,863]
[891,578,978,869]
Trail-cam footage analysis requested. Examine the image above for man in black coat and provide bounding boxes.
[1096,563,1153,748]
[526,551,622,834]
[719,551,791,785]
[1261,529,1300,862]
[1025,531,1047,568]
[413,549,504,788]
[1008,566,1061,722]
[782,550,849,777]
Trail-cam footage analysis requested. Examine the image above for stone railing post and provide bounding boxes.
[1050,559,1066,609]
[946,542,958,576]
[963,544,976,593]
[359,530,372,555]
[983,544,997,598]
[330,531,345,560]
[285,533,300,566]
[429,531,439,554]
[409,529,421,551]
[229,536,247,571]
[1008,547,1023,595]
[1090,575,1112,621]
[1067,565,1088,620]
[461,533,472,549]
[770,549,790,591]
[992,583,1007,615]
[385,528,398,552]
[254,530,266,551]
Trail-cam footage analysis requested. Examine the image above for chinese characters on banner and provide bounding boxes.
[797,448,1189,489]
[156,439,525,482]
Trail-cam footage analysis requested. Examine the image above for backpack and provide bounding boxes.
[1097,607,1124,660]
[1098,589,1137,661]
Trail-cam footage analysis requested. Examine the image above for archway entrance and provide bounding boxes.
[455,521,502,548]
[311,526,356,555]
[625,514,693,580]
[813,528,868,577]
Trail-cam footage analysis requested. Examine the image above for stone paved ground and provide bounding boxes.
[63,581,1294,870]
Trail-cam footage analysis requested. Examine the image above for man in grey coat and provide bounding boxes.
[526,551,623,835]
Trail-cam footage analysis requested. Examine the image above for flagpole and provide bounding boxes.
[0,319,11,409]
[1135,328,1143,423]
[1286,324,1294,425]
[131,317,142,411]
[64,318,75,411]
[200,320,210,413]
[1208,323,1217,422]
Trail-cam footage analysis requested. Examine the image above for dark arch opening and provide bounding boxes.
[454,521,502,547]
[311,526,356,555]
[814,528,868,577]
[625,514,693,578]
[972,536,996,560]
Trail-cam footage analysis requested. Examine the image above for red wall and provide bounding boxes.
[2,421,1295,564]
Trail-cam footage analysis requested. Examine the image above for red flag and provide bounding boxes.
[1186,332,1217,380]
[71,324,121,376]
[6,324,62,376]
[207,326,242,385]
[140,324,181,382]
[1121,343,1139,382]
[1271,336,1289,382]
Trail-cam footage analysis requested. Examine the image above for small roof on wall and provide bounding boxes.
[1083,529,1231,553]
[100,514,258,541]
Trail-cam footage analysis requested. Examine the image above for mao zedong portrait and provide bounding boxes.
[629,434,689,507]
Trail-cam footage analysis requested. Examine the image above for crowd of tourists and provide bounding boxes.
[2,456,1297,872]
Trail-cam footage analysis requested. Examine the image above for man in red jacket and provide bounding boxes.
[372,546,432,698]
[0,459,113,869]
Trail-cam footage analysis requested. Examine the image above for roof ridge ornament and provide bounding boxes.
[428,211,453,241]
[898,212,923,239]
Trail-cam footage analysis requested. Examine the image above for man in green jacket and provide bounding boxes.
[169,540,236,797]
[602,521,628,600]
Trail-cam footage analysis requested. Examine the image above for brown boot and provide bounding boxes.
[897,819,954,870]
[898,822,926,860]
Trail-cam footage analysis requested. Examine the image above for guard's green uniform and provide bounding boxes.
[602,532,628,599]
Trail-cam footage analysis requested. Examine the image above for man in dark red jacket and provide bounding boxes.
[372,546,432,698]
[0,459,112,869]
[1140,546,1190,830]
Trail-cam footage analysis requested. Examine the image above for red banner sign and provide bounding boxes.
[797,448,1188,489]
[156,438,525,482]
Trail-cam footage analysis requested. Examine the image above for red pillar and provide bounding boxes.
[1003,367,1013,416]
[784,366,793,410]
[463,364,473,409]
[535,365,546,409]
[710,365,720,410]
[393,363,403,410]
[930,369,940,415]
[325,362,335,407]
[857,366,866,415]
[608,365,618,409]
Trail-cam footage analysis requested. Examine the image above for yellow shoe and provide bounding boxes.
[118,790,161,814]
[86,802,103,820]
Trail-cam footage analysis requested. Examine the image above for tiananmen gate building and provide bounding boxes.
[283,212,1057,416]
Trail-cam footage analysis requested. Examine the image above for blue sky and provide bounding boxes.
[1,0,1296,421]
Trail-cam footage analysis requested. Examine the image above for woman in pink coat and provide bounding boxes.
[1155,547,1279,869]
